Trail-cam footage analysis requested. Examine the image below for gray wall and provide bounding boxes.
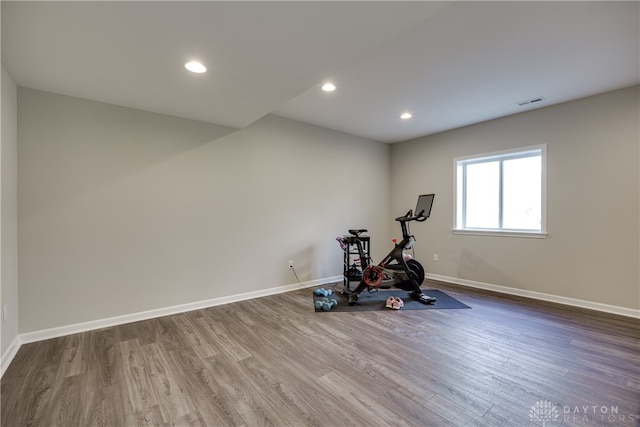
[11,84,640,339]
[18,88,391,333]
[390,86,639,310]
[1,65,19,361]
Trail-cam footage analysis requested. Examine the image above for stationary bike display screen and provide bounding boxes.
[415,194,435,219]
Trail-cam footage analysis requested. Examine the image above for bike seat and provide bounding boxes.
[348,229,368,237]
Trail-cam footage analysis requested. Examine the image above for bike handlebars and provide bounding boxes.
[395,209,427,223]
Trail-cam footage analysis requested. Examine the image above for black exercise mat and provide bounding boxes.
[313,289,470,312]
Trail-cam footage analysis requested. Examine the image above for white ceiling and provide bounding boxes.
[3,1,639,143]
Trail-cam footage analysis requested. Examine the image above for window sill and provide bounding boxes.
[452,229,548,239]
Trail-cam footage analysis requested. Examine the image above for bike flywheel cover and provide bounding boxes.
[363,265,384,287]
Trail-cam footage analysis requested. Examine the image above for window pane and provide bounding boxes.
[465,161,499,228]
[503,156,541,230]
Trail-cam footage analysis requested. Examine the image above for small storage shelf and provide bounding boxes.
[341,235,370,293]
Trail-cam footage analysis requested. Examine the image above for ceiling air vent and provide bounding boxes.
[517,96,546,106]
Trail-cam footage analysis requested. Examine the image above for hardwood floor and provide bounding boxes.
[2,280,639,426]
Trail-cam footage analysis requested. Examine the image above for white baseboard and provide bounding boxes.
[1,335,21,378]
[2,275,341,377]
[426,273,640,319]
[6,273,635,378]
[19,275,341,345]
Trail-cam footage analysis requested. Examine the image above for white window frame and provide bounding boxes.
[453,144,547,238]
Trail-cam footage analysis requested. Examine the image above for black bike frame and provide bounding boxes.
[376,213,419,285]
[349,210,422,292]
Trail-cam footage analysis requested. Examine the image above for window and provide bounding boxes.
[454,145,546,237]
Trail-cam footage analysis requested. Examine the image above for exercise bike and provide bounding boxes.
[342,194,437,306]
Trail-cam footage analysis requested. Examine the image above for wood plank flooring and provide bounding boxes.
[2,280,639,426]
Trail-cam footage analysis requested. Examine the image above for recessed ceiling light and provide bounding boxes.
[185,61,207,73]
[400,112,412,120]
[321,83,336,92]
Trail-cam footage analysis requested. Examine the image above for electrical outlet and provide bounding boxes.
[288,260,294,268]
[433,254,439,262]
